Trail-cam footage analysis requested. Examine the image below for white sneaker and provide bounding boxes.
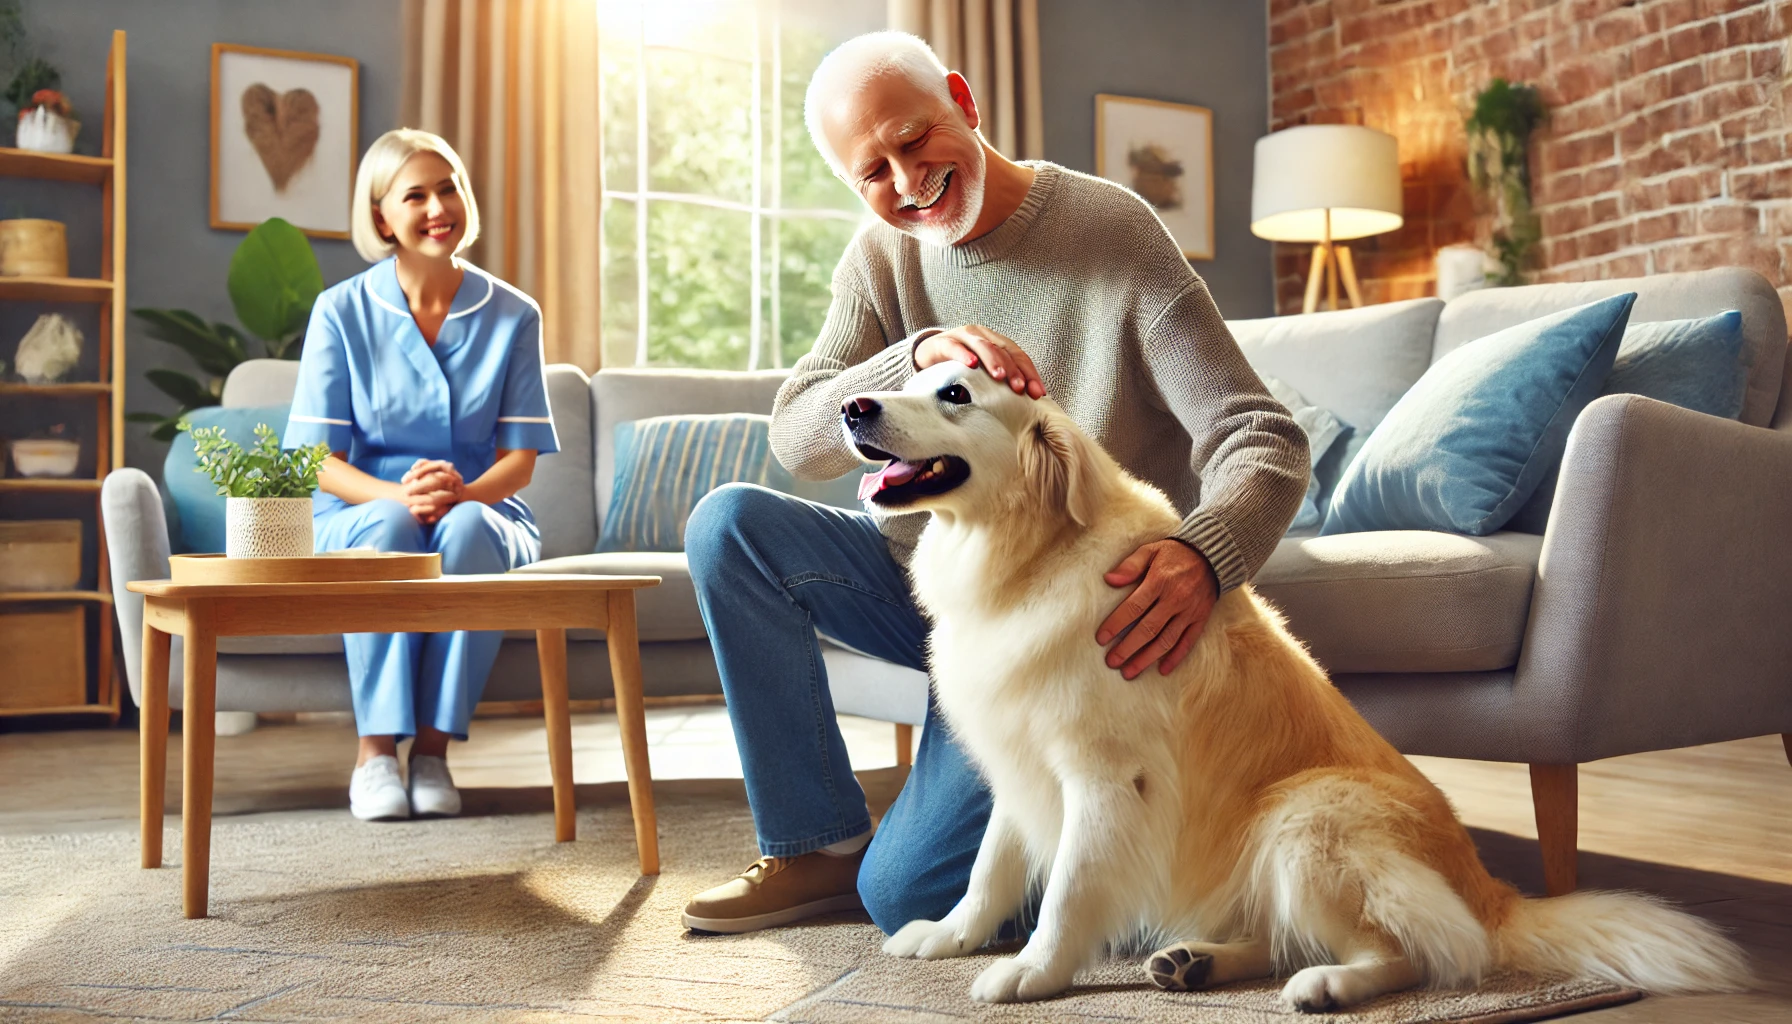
[349,755,411,821]
[408,755,462,817]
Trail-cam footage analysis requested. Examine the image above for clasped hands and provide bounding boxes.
[400,458,465,524]
[913,325,1220,679]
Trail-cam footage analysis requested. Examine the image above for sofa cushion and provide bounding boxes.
[1254,531,1543,674]
[1323,293,1635,536]
[1228,297,1441,436]
[600,414,785,553]
[510,550,703,642]
[1430,267,1787,428]
[1263,375,1348,531]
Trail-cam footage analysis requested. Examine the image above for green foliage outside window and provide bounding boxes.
[600,7,869,371]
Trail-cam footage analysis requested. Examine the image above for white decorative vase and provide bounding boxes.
[225,497,314,558]
[16,108,79,154]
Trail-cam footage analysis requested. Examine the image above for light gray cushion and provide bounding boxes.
[1432,267,1787,428]
[221,358,302,407]
[1228,297,1442,434]
[510,550,702,642]
[593,368,790,523]
[1254,530,1543,674]
[522,365,596,559]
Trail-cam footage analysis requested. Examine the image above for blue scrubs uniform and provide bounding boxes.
[284,258,560,739]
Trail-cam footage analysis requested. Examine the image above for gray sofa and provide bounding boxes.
[104,266,1792,892]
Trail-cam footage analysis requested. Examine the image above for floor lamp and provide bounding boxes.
[1251,125,1404,315]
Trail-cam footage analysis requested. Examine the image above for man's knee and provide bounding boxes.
[357,499,427,552]
[684,483,795,575]
[858,833,966,935]
[431,502,507,574]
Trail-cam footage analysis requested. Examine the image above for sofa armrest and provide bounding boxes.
[1513,393,1792,762]
[101,468,173,709]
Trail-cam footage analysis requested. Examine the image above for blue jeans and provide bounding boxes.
[315,498,540,739]
[686,483,991,934]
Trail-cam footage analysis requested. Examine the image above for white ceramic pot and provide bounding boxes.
[16,108,79,154]
[9,439,80,477]
[225,497,315,558]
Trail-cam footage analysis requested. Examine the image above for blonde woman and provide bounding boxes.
[284,129,559,820]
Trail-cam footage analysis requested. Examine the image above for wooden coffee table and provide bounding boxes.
[126,573,661,918]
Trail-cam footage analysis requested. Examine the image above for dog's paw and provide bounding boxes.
[1280,966,1348,1014]
[1145,943,1215,992]
[970,956,1070,1003]
[883,918,979,960]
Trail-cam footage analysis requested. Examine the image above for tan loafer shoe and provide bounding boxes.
[682,847,866,934]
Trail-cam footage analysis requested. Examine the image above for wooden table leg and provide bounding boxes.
[537,627,576,843]
[181,610,218,919]
[140,619,171,869]
[607,590,659,875]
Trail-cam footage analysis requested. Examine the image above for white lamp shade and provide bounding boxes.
[1251,125,1403,242]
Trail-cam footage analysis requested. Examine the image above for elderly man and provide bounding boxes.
[680,31,1307,936]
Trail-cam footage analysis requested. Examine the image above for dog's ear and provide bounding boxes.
[1020,414,1103,526]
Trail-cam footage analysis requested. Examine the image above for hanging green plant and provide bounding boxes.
[1465,79,1547,287]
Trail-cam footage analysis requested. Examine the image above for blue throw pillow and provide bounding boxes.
[162,405,294,554]
[598,414,859,553]
[1322,293,1635,536]
[1263,375,1348,531]
[1506,309,1749,533]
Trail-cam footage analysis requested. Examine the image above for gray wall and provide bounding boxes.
[8,0,400,475]
[1038,0,1272,320]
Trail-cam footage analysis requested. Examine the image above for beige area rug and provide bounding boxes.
[0,782,1639,1023]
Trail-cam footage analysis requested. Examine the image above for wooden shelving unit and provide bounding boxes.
[0,30,127,722]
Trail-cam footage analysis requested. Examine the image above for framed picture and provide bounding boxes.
[1095,94,1214,261]
[211,43,359,238]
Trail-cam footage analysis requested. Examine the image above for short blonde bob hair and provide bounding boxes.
[351,128,482,263]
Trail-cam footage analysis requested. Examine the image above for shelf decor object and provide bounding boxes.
[1251,124,1405,314]
[1094,93,1215,261]
[0,520,82,590]
[210,44,359,239]
[0,218,69,276]
[13,311,83,381]
[0,29,127,723]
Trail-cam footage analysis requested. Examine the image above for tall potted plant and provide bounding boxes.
[128,217,325,440]
[185,421,330,558]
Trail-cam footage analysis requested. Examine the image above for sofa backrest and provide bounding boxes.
[591,368,791,525]
[1432,267,1790,429]
[1227,298,1442,435]
[220,358,599,560]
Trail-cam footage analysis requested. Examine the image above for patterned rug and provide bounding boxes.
[0,781,1640,1023]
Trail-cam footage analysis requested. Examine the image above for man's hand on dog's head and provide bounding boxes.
[1096,540,1219,680]
[915,325,1047,399]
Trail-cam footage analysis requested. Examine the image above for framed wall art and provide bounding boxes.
[1095,94,1214,261]
[211,43,359,238]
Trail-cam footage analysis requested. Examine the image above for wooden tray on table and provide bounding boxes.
[168,552,442,585]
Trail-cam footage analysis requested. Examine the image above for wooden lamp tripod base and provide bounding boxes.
[1301,208,1365,315]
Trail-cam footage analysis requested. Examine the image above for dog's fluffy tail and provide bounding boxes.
[1495,889,1750,993]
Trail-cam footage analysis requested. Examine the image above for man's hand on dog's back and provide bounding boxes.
[1097,540,1220,680]
[914,325,1047,399]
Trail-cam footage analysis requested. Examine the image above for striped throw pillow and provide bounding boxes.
[597,413,789,553]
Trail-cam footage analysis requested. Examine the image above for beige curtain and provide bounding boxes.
[401,0,603,370]
[889,0,1044,161]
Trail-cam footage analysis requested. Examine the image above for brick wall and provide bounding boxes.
[1268,0,1792,317]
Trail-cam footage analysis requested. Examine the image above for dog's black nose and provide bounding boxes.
[843,396,881,424]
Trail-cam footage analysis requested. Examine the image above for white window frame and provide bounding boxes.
[603,2,865,370]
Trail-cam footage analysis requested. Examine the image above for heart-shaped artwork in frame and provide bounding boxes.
[240,83,320,191]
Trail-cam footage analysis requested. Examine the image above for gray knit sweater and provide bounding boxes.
[770,162,1308,592]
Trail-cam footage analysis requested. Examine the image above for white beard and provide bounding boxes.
[898,146,988,247]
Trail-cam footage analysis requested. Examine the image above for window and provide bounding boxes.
[599,0,881,371]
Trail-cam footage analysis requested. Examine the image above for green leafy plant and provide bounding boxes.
[128,218,324,441]
[184,420,329,499]
[1466,79,1547,287]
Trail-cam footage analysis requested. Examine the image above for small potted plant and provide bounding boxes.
[183,421,330,558]
[9,71,77,153]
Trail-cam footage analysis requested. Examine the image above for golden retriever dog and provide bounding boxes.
[840,362,1750,1009]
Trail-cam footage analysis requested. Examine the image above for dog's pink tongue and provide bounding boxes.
[859,460,919,500]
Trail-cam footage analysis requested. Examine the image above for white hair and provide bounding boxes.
[804,30,954,177]
[350,128,482,263]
